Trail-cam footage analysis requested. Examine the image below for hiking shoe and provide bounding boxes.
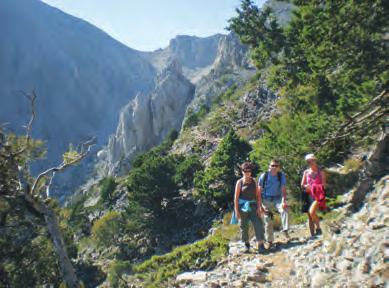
[315,228,322,236]
[269,242,278,252]
[257,243,267,254]
[244,242,250,253]
[282,230,290,239]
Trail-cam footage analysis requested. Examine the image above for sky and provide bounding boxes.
[41,0,266,51]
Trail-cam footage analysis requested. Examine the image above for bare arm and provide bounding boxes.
[255,180,262,207]
[282,186,287,203]
[301,171,307,188]
[255,181,264,215]
[258,185,264,195]
[301,170,309,192]
[281,173,287,202]
[234,180,241,219]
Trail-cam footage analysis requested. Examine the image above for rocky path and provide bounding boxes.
[176,176,389,287]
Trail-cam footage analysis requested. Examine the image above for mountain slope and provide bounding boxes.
[0,0,156,197]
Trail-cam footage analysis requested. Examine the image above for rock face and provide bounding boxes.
[0,0,156,199]
[101,33,254,175]
[185,33,255,115]
[103,59,194,175]
[141,34,223,74]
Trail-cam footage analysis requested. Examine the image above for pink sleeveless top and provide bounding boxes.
[306,169,326,209]
[306,169,323,187]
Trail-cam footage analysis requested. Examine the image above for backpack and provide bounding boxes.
[262,171,283,198]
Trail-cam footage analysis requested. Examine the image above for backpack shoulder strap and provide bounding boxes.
[277,172,282,186]
[262,171,269,188]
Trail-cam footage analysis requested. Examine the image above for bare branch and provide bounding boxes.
[30,137,95,196]
[12,90,37,157]
[80,136,96,154]
[321,91,388,147]
[18,89,37,140]
[46,172,55,198]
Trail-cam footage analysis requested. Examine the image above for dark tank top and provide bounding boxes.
[239,178,257,201]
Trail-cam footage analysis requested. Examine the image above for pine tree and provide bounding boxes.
[195,130,251,207]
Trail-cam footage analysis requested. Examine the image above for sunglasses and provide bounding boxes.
[270,164,279,167]
[243,169,252,172]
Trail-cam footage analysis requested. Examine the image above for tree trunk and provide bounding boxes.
[23,189,80,288]
[43,207,80,288]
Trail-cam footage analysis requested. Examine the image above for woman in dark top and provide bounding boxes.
[234,162,265,253]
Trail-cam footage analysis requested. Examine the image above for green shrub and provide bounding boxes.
[194,130,251,207]
[99,176,117,204]
[91,211,123,247]
[107,260,132,287]
[174,155,204,189]
[183,104,209,130]
[131,234,229,287]
[343,158,363,173]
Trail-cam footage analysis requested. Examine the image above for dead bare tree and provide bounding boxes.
[0,91,95,288]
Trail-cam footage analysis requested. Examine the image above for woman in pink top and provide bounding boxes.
[301,154,326,236]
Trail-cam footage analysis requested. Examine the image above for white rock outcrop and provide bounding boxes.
[104,59,194,175]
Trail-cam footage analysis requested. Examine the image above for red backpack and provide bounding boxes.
[307,169,327,210]
[311,183,326,210]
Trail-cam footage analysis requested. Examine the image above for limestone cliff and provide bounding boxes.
[101,59,194,175]
[185,33,255,116]
[100,32,254,176]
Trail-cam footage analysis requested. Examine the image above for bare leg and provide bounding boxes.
[309,201,320,231]
[307,213,314,236]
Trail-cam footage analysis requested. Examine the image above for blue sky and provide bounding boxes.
[41,0,266,51]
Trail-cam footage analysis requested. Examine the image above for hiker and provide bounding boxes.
[234,162,265,253]
[301,153,327,237]
[258,159,289,249]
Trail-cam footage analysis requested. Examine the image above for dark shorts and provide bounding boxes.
[301,191,315,213]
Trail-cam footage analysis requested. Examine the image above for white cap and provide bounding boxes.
[305,153,316,161]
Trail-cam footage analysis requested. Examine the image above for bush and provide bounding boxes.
[99,177,117,204]
[91,211,123,247]
[182,104,209,130]
[174,155,204,190]
[131,234,229,287]
[107,260,132,287]
[194,130,251,207]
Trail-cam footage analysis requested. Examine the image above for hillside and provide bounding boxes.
[173,135,388,287]
[0,0,388,287]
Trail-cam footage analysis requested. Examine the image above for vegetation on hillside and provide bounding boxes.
[1,0,387,287]
[228,0,388,201]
